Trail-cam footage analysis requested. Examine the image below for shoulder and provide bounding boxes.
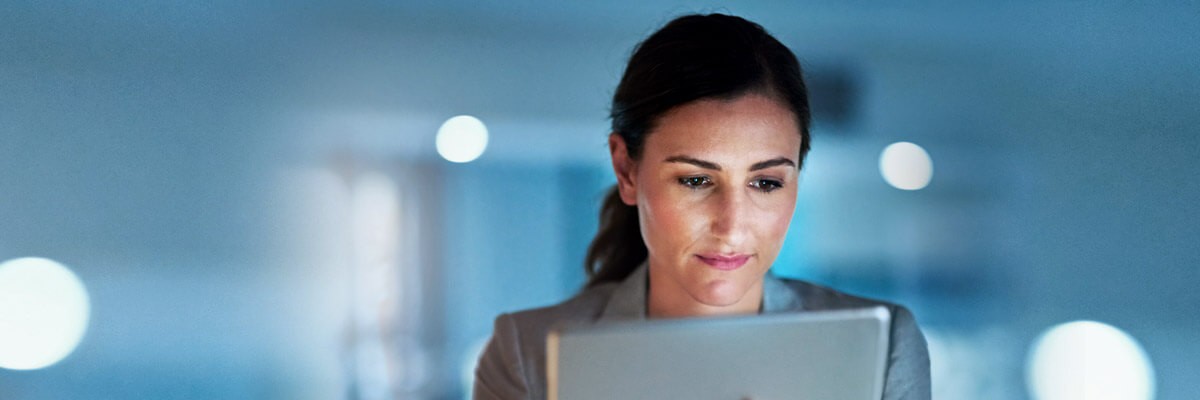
[506,281,619,332]
[772,276,928,341]
[772,277,931,399]
[491,281,620,360]
[774,276,900,310]
[474,283,619,399]
[772,276,927,349]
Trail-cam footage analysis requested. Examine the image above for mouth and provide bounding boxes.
[695,253,752,271]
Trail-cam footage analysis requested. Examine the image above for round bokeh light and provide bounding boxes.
[1027,320,1155,400]
[436,115,489,163]
[879,141,933,190]
[0,257,91,370]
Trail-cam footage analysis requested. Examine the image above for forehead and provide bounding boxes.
[643,94,802,162]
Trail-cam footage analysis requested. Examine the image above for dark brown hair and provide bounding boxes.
[583,13,812,288]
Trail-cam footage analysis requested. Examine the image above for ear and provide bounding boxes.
[608,134,638,206]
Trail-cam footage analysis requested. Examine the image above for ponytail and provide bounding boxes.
[583,185,647,288]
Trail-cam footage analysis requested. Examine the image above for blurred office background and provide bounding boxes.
[1,2,1197,399]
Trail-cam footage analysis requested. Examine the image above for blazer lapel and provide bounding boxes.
[762,272,803,313]
[598,261,649,321]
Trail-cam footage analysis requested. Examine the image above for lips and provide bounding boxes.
[695,253,752,271]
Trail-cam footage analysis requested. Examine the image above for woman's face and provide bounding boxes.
[611,93,802,315]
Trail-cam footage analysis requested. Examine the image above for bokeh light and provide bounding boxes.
[0,257,91,370]
[1027,320,1155,400]
[436,115,489,163]
[879,141,933,190]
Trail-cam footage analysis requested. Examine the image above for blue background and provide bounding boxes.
[1,2,1197,399]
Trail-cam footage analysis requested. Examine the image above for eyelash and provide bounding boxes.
[677,176,785,193]
[751,178,785,192]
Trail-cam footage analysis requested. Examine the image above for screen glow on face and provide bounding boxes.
[629,94,801,315]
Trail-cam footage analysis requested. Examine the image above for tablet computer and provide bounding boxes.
[547,306,891,400]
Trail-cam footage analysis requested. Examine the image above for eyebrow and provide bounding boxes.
[664,155,797,171]
[750,157,797,171]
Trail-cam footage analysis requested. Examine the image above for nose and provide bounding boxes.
[708,185,750,247]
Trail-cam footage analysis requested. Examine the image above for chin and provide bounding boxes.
[691,279,748,307]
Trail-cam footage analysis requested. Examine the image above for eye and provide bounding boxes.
[749,178,784,193]
[678,176,712,189]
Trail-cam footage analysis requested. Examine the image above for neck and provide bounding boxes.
[646,264,764,319]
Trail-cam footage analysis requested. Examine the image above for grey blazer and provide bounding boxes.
[474,263,931,400]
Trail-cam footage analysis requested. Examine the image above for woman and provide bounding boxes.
[474,13,930,400]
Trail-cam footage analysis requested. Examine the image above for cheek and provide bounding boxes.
[638,185,705,254]
[756,195,796,249]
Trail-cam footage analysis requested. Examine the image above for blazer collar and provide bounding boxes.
[599,260,802,321]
